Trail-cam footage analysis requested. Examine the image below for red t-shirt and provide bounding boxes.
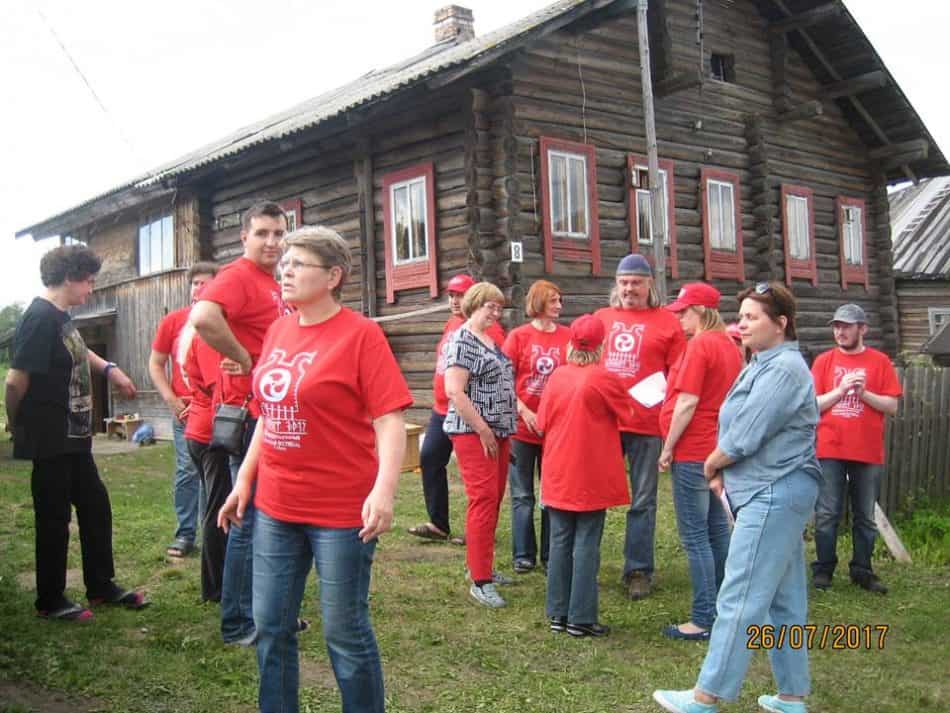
[502,323,571,444]
[659,330,744,462]
[432,316,505,415]
[182,335,222,445]
[253,308,413,527]
[536,364,633,511]
[595,306,686,436]
[151,307,190,398]
[199,257,289,418]
[812,347,902,464]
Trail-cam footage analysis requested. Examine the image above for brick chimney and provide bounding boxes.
[434,5,475,44]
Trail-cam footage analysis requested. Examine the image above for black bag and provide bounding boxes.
[210,397,250,455]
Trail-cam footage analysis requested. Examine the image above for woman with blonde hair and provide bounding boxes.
[658,283,743,641]
[444,282,517,607]
[502,279,570,573]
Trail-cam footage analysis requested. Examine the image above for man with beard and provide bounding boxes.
[811,304,901,594]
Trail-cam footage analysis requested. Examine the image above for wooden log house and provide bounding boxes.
[16,0,949,432]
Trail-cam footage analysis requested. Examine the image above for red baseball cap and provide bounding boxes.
[570,314,605,351]
[666,283,721,312]
[726,322,742,344]
[447,274,476,295]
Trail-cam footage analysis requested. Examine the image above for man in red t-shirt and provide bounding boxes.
[811,304,901,594]
[149,262,218,559]
[594,253,686,600]
[191,200,290,644]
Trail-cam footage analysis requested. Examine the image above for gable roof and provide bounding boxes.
[890,176,950,279]
[18,0,950,241]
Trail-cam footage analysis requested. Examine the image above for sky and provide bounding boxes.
[2,0,948,307]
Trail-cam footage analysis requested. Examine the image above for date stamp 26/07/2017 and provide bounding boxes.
[746,624,889,650]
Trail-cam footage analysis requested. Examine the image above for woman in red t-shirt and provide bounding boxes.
[536,314,633,637]
[218,227,412,713]
[502,280,570,574]
[657,283,743,641]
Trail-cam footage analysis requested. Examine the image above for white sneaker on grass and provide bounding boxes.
[469,582,507,608]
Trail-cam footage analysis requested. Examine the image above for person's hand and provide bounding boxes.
[478,426,498,459]
[707,473,724,498]
[658,445,673,473]
[220,352,252,376]
[109,368,137,399]
[218,479,252,533]
[520,407,541,437]
[166,396,188,420]
[359,487,395,543]
[838,371,866,397]
[702,456,718,481]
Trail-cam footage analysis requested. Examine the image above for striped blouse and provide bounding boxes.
[442,327,517,437]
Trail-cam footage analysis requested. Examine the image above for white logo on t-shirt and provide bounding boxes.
[524,345,561,396]
[605,322,645,378]
[831,366,866,418]
[257,348,316,448]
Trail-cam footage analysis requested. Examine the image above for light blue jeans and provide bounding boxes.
[696,471,818,701]
[671,461,731,629]
[621,432,662,577]
[546,508,606,624]
[171,418,205,544]
[509,439,550,565]
[254,510,383,713]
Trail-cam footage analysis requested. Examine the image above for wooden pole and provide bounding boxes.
[874,502,912,564]
[637,0,667,301]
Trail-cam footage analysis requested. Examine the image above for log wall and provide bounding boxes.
[896,280,950,354]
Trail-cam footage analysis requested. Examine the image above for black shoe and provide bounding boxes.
[567,622,610,637]
[661,624,710,641]
[549,616,567,633]
[813,572,832,590]
[514,558,535,574]
[851,572,888,594]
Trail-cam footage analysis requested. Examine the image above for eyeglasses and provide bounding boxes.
[279,258,331,272]
[754,282,772,295]
[483,302,504,314]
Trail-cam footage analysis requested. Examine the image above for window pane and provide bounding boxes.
[568,156,588,236]
[721,184,736,251]
[139,224,150,274]
[708,183,723,249]
[845,208,863,265]
[285,211,297,232]
[393,186,410,263]
[410,179,428,260]
[162,215,174,269]
[637,190,652,244]
[550,155,568,234]
[787,195,809,260]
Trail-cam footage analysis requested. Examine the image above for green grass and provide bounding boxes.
[0,440,947,713]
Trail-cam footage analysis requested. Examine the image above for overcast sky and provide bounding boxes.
[3,0,947,307]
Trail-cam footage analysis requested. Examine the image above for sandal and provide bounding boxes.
[450,534,466,546]
[166,538,195,558]
[407,523,449,541]
[37,600,94,622]
[89,588,149,610]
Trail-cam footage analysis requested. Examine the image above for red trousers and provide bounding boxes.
[451,433,510,582]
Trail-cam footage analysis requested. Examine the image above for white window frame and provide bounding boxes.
[284,211,297,232]
[138,212,175,275]
[547,150,590,240]
[389,176,430,266]
[929,307,950,336]
[786,194,811,260]
[633,165,669,246]
[843,205,864,266]
[706,179,737,251]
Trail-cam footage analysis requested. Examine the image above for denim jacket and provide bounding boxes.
[718,341,821,509]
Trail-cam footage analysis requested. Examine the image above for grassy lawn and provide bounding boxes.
[0,438,947,713]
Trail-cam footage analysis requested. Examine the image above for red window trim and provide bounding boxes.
[627,154,678,278]
[836,196,869,290]
[780,184,817,286]
[700,168,745,282]
[281,198,303,232]
[382,162,439,304]
[539,137,601,276]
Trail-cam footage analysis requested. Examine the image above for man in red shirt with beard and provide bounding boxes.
[191,200,291,643]
[595,254,685,600]
[811,304,901,594]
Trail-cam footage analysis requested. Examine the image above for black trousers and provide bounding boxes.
[187,439,231,602]
[31,452,115,611]
[419,410,455,534]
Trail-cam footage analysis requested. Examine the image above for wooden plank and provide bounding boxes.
[823,71,888,100]
[874,503,913,564]
[780,100,823,123]
[768,1,843,34]
[654,69,704,98]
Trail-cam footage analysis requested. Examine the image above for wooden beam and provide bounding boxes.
[881,151,928,172]
[874,503,912,563]
[823,70,887,99]
[768,1,842,34]
[869,138,929,160]
[780,100,823,122]
[355,138,378,318]
[769,32,792,113]
[654,69,704,98]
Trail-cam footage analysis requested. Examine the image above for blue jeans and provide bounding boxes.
[220,419,256,643]
[546,508,606,624]
[509,439,550,565]
[171,418,205,544]
[254,511,383,713]
[696,471,818,701]
[671,461,731,629]
[620,432,661,577]
[813,459,882,579]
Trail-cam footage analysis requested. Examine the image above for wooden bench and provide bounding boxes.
[402,423,424,472]
[104,416,143,441]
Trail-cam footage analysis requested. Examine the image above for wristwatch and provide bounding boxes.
[103,362,118,379]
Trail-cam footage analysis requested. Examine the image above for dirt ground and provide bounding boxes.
[0,680,103,713]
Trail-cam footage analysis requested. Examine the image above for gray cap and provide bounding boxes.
[829,303,867,325]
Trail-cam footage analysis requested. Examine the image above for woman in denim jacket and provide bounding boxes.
[654,282,820,713]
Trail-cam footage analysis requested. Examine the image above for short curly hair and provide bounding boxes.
[40,245,102,287]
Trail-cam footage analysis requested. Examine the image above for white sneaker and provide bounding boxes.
[469,582,507,608]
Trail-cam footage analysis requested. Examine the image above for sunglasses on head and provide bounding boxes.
[754,282,772,295]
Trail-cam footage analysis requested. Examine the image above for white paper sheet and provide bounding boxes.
[628,371,667,408]
[719,489,736,528]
